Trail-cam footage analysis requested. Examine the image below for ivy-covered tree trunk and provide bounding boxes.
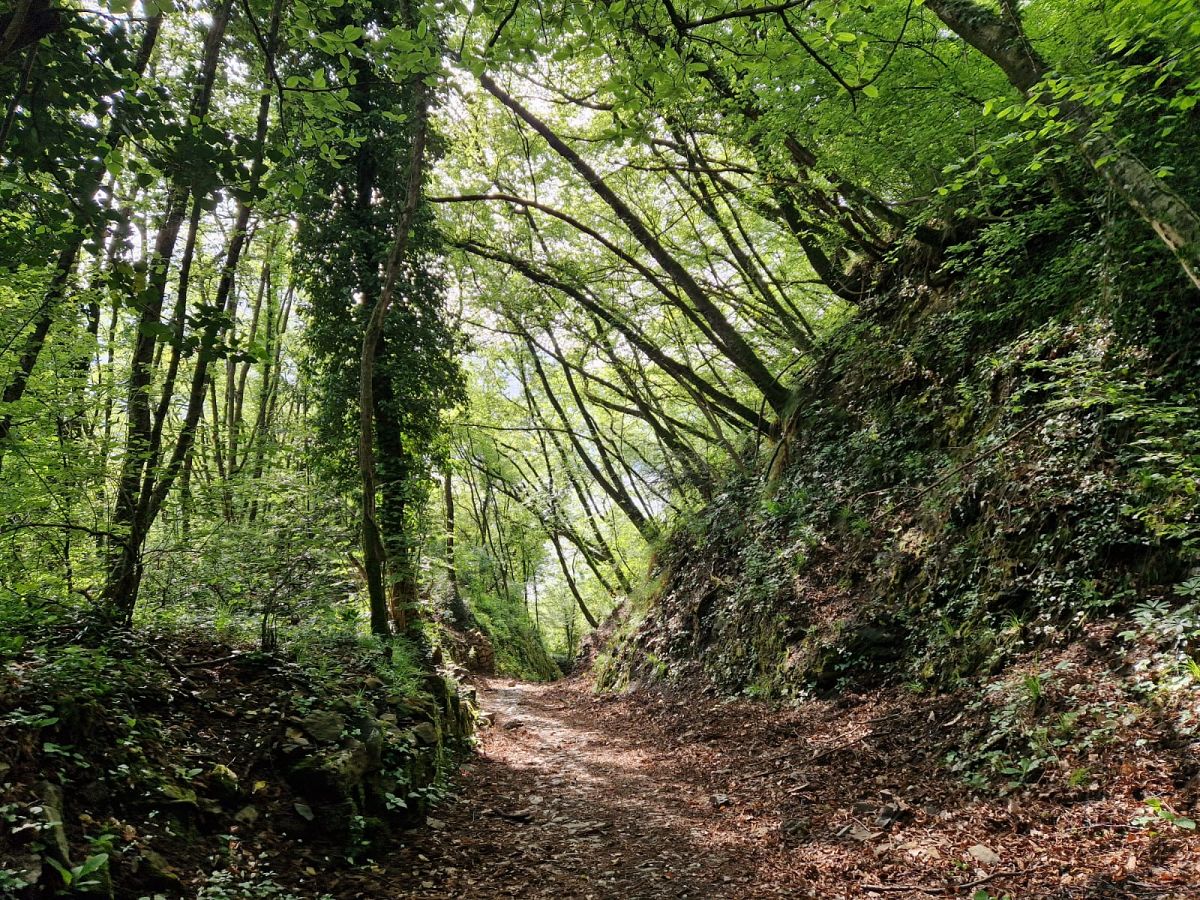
[358,81,430,637]
[443,469,472,627]
[376,376,421,638]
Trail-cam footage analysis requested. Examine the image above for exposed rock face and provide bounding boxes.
[280,673,475,849]
[300,709,346,743]
[441,625,497,675]
[464,629,496,674]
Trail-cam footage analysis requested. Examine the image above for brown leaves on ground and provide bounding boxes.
[328,676,1199,899]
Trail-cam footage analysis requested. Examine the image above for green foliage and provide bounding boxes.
[469,591,560,681]
[198,869,335,899]
[1133,797,1198,832]
[597,137,1200,693]
[45,853,109,893]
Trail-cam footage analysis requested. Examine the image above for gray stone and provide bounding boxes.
[413,721,439,745]
[331,741,372,782]
[234,804,259,824]
[34,781,71,865]
[968,844,1001,866]
[302,710,346,743]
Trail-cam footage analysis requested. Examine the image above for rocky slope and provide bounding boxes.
[0,629,474,897]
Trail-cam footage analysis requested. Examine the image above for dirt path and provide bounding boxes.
[390,678,784,899]
[321,676,1198,899]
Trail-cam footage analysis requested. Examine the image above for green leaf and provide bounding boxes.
[139,321,175,342]
[45,858,71,884]
[75,854,109,880]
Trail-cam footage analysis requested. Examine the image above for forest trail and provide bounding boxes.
[388,678,788,899]
[319,676,1200,900]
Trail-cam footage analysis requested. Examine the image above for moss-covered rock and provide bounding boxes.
[280,673,475,856]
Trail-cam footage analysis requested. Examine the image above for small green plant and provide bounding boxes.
[1,704,59,728]
[0,867,34,893]
[1132,598,1171,630]
[999,754,1042,790]
[383,791,408,811]
[198,870,334,899]
[1176,575,1200,600]
[1133,797,1196,831]
[1022,672,1046,704]
[45,853,109,893]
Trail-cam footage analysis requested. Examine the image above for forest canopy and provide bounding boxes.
[1,0,1198,655]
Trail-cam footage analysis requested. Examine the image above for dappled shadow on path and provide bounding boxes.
[319,676,1199,899]
[383,679,786,899]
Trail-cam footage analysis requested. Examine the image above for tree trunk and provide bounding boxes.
[457,240,770,434]
[358,80,430,636]
[102,0,251,621]
[443,470,471,626]
[550,532,598,629]
[0,15,163,456]
[923,0,1200,290]
[478,72,790,414]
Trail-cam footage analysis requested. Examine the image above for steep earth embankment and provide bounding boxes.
[597,197,1200,706]
[0,631,474,897]
[584,198,1200,891]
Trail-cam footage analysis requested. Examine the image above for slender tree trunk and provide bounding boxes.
[0,43,36,151]
[458,240,770,434]
[923,0,1200,290]
[0,17,161,457]
[478,73,790,414]
[443,470,471,626]
[520,338,658,542]
[102,1,255,621]
[550,532,598,628]
[547,328,658,541]
[248,282,292,523]
[0,0,60,63]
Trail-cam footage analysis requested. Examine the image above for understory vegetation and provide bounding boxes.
[3,0,1200,895]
